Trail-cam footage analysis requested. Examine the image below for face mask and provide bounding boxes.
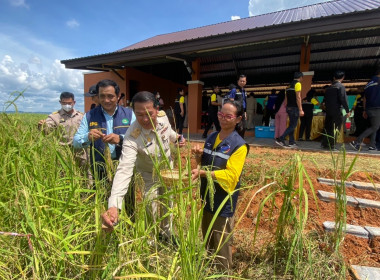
[62,104,73,112]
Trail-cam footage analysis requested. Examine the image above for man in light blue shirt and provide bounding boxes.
[74,106,136,159]
[73,79,135,169]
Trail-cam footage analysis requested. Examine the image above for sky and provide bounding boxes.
[0,0,329,113]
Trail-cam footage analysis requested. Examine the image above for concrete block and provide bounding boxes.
[351,265,380,280]
[317,190,359,206]
[323,221,368,238]
[364,226,380,238]
[317,177,353,187]
[356,197,380,209]
[352,181,379,191]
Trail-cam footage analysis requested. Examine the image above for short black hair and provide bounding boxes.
[238,74,246,80]
[96,79,120,96]
[177,88,183,93]
[294,72,304,79]
[131,91,158,110]
[60,92,74,100]
[333,70,345,80]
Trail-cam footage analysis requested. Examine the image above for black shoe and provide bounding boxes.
[368,146,376,151]
[350,141,360,151]
[298,138,304,141]
[275,138,289,148]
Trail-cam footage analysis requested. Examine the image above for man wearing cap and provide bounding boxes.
[38,91,87,166]
[73,79,136,180]
[84,85,99,110]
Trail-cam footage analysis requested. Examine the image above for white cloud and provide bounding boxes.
[66,19,80,28]
[28,55,41,65]
[9,0,29,9]
[231,16,241,21]
[0,55,85,113]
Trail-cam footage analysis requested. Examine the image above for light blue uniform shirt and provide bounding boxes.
[73,106,136,159]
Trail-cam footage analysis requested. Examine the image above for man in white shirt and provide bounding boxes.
[102,91,186,237]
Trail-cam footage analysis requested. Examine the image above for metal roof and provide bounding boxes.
[61,0,380,87]
[119,0,380,52]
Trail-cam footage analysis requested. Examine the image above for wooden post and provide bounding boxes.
[299,43,313,98]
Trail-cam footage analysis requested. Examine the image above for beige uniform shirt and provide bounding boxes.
[42,109,83,146]
[109,111,178,209]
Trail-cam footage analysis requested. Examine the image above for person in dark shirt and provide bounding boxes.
[263,89,278,126]
[350,69,380,151]
[349,92,369,137]
[299,89,319,141]
[202,86,221,138]
[228,75,248,138]
[174,88,186,135]
[275,72,304,148]
[321,70,350,150]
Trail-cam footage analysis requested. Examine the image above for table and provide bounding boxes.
[300,115,344,143]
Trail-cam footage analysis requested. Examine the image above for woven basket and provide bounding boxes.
[160,170,190,187]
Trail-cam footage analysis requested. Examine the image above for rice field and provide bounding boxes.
[2,112,378,279]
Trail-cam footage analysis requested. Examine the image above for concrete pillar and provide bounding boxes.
[299,43,313,97]
[186,59,203,134]
[187,80,204,134]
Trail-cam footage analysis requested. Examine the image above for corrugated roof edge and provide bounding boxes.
[116,0,379,52]
[61,0,380,63]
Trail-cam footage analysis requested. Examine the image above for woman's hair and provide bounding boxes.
[223,100,244,132]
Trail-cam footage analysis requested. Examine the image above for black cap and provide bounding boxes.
[84,85,97,97]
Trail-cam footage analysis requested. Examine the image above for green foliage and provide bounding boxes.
[0,112,360,280]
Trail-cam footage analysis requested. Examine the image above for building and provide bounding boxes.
[61,0,380,133]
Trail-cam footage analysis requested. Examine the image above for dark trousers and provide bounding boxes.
[203,111,221,137]
[356,108,380,148]
[263,109,276,126]
[299,115,313,140]
[175,113,185,135]
[376,127,380,150]
[353,108,369,136]
[279,107,299,144]
[321,113,343,148]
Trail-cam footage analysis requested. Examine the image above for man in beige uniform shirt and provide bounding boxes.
[38,91,86,166]
[102,91,186,237]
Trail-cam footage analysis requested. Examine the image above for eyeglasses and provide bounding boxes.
[217,112,237,121]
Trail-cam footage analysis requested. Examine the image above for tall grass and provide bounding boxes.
[1,111,363,279]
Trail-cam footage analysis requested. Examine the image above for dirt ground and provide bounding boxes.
[186,143,380,271]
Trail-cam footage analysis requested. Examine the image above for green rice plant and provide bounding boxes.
[325,145,357,253]
[253,154,319,278]
[0,110,367,280]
